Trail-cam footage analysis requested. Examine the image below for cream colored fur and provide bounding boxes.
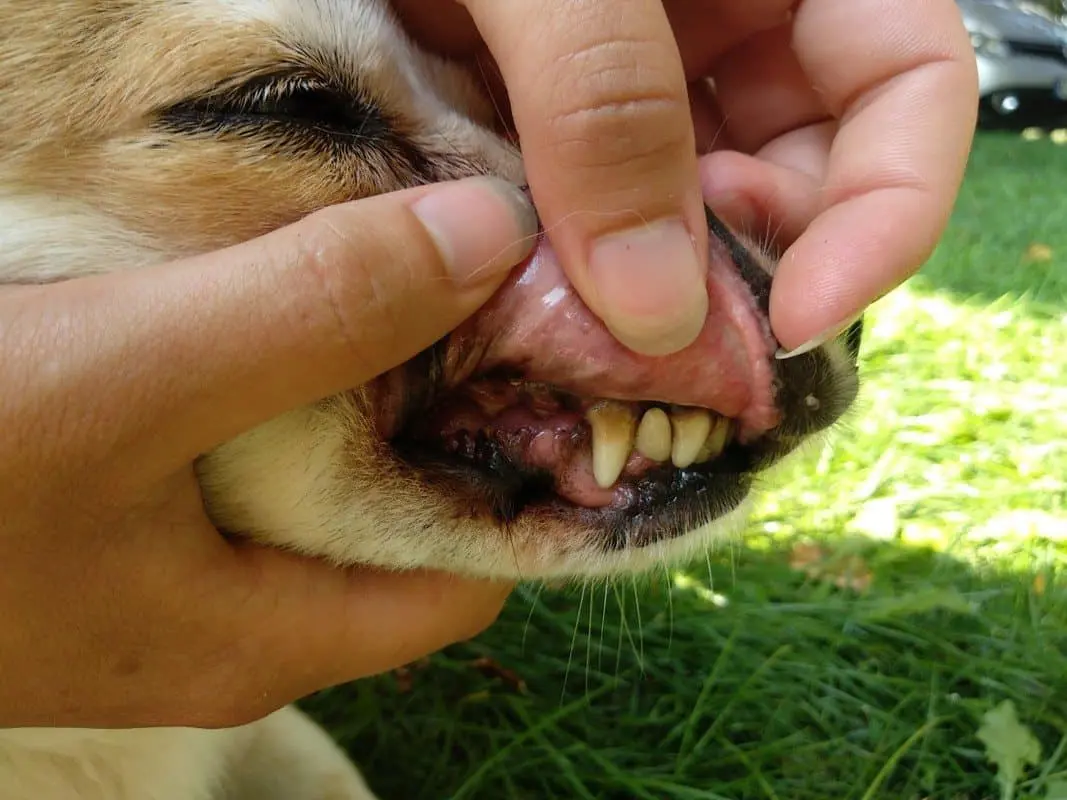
[0,1,858,797]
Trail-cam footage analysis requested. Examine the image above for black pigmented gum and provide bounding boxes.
[398,341,446,424]
[392,432,557,524]
[704,205,772,315]
[706,204,865,437]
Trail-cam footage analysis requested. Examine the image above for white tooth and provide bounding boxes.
[696,416,731,463]
[635,408,672,462]
[670,408,712,468]
[586,401,637,489]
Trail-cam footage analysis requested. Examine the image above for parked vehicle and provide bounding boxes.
[958,0,1067,127]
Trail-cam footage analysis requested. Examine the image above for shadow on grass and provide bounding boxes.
[300,535,1067,800]
[903,131,1067,313]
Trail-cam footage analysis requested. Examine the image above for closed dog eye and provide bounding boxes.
[155,70,450,186]
[160,72,385,139]
[158,72,418,156]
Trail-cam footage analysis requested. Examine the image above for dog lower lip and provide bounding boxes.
[390,411,763,548]
[386,368,792,546]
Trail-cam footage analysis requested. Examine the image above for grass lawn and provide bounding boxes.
[302,131,1067,800]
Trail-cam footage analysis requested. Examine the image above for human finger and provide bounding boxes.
[0,176,538,467]
[770,0,978,353]
[706,23,831,157]
[461,0,709,357]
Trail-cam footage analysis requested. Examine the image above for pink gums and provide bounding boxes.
[432,395,660,508]
[409,233,784,509]
[449,235,781,439]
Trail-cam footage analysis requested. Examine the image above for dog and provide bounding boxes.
[0,1,863,797]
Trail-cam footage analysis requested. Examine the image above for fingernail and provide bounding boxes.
[775,310,865,360]
[411,177,539,286]
[588,218,708,356]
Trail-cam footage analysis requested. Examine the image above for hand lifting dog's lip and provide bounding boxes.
[370,203,863,550]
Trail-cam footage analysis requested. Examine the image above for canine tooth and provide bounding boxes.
[635,408,672,462]
[696,416,731,463]
[670,409,712,468]
[586,401,637,489]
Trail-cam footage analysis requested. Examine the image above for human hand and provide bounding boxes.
[0,176,535,729]
[393,0,978,357]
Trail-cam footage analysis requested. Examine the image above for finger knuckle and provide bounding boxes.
[545,39,691,172]
[299,214,376,359]
[294,207,419,381]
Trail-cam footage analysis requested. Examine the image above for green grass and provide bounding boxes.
[302,132,1067,800]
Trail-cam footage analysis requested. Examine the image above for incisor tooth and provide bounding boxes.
[635,407,672,462]
[586,401,637,489]
[670,408,712,468]
[696,416,731,463]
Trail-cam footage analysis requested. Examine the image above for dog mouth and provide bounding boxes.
[372,204,852,546]
[409,384,744,510]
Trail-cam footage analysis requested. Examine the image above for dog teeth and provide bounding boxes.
[635,407,672,462]
[587,402,731,486]
[670,408,712,468]
[586,401,637,489]
[696,416,731,463]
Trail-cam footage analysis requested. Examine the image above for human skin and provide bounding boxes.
[393,0,979,358]
[0,177,534,729]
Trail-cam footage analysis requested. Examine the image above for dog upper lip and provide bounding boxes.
[374,204,785,449]
[371,199,808,521]
[435,207,782,439]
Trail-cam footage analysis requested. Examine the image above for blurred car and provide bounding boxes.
[958,0,1067,127]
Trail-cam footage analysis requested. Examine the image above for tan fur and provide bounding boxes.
[0,1,858,797]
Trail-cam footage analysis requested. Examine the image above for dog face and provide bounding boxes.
[0,0,862,580]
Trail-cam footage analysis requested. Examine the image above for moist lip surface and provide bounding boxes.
[445,234,780,435]
[391,209,781,513]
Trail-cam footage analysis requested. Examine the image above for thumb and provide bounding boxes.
[460,0,709,358]
[12,176,537,463]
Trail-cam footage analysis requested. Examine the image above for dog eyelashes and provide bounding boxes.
[155,70,446,184]
[159,72,391,144]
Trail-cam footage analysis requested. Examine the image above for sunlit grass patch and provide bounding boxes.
[754,281,1067,574]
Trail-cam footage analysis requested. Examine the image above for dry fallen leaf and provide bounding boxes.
[1033,573,1048,596]
[789,542,872,593]
[789,542,827,575]
[470,657,528,694]
[391,656,433,694]
[832,555,874,593]
[1025,242,1054,262]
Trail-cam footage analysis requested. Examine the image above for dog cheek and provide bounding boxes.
[196,405,349,547]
